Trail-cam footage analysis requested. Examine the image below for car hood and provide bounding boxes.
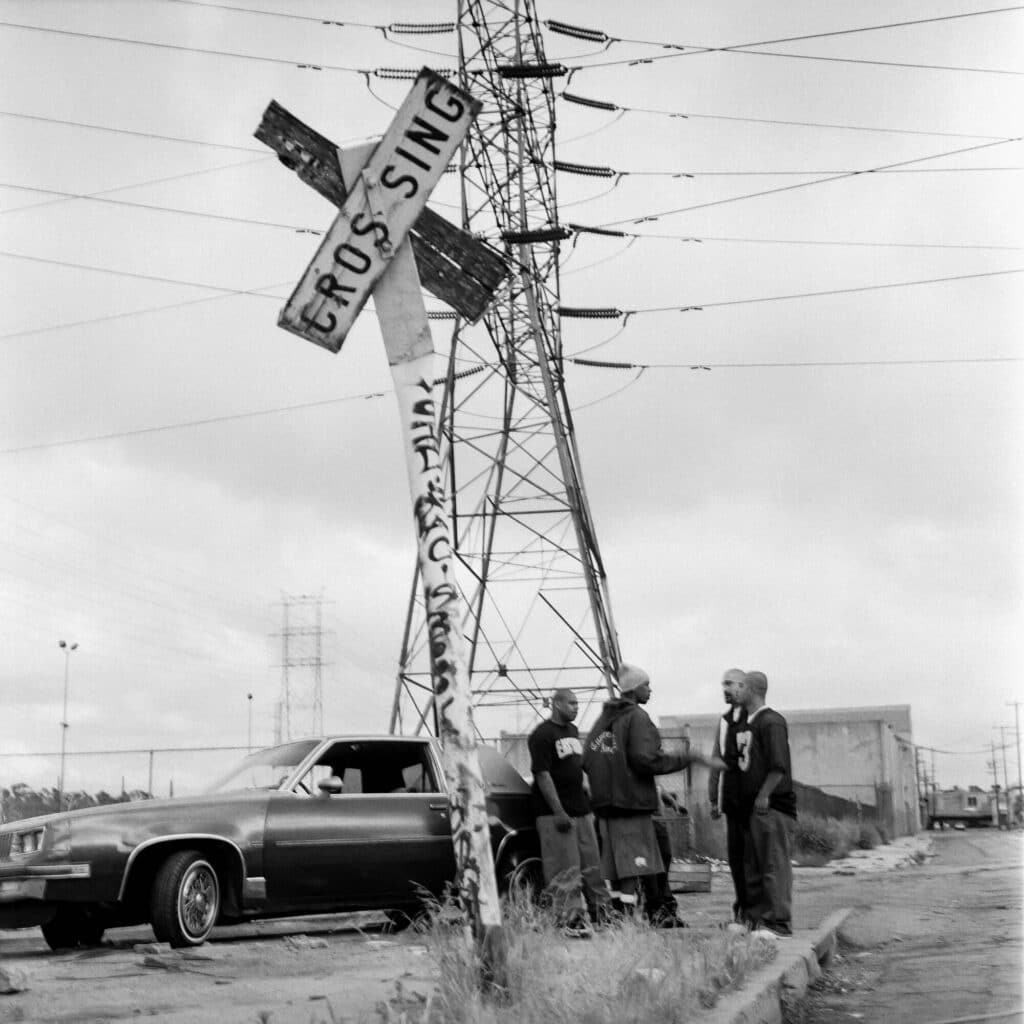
[0,790,272,834]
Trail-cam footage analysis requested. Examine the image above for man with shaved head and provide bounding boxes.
[583,663,725,924]
[734,670,796,936]
[528,687,611,936]
[708,667,750,922]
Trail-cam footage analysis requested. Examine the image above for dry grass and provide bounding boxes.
[375,892,778,1024]
[792,814,886,865]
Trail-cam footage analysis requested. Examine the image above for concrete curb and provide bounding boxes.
[701,908,854,1024]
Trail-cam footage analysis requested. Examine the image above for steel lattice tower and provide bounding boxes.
[390,0,620,739]
[274,592,330,741]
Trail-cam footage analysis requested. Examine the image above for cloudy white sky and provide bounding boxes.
[1,1,1021,797]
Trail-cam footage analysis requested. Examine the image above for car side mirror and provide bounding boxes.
[317,775,344,796]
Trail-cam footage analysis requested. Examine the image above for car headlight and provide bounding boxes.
[10,820,73,859]
[46,819,73,857]
[10,828,44,857]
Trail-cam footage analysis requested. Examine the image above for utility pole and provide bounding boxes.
[57,640,78,812]
[1008,701,1023,828]
[989,740,1001,827]
[930,746,938,816]
[915,745,926,823]
[997,726,1012,827]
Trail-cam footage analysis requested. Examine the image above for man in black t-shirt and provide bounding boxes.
[707,667,749,922]
[734,670,797,936]
[529,688,611,935]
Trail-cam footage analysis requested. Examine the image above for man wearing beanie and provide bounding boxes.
[708,667,750,923]
[583,663,725,923]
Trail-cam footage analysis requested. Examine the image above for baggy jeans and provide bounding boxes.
[537,813,612,923]
[725,811,749,918]
[742,807,794,934]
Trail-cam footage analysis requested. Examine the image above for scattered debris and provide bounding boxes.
[178,949,218,961]
[282,934,329,951]
[133,942,172,954]
[142,954,185,971]
[0,963,29,994]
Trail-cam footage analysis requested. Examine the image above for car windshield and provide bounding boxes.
[204,740,321,794]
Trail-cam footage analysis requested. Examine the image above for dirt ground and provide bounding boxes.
[1,831,1018,1024]
[0,912,435,1024]
[787,829,1024,1024]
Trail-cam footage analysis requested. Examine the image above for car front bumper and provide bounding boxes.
[0,862,93,925]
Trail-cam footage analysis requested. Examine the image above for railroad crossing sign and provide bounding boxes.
[257,68,509,981]
[258,75,507,352]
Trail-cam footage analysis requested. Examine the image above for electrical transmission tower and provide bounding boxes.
[274,592,332,741]
[390,1,620,739]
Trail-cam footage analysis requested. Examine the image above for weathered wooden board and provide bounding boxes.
[257,91,507,331]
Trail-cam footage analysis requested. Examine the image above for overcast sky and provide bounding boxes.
[1,1,1021,797]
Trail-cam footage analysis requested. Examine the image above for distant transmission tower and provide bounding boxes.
[391,1,620,738]
[274,592,331,741]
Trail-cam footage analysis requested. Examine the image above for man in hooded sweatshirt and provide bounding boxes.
[583,663,725,921]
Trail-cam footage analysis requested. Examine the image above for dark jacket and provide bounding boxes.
[582,697,687,815]
[708,704,748,815]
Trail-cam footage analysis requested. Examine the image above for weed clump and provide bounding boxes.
[381,889,776,1024]
[793,814,863,864]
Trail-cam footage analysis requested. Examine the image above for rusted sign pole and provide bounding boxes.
[257,69,508,986]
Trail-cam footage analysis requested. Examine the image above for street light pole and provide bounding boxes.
[247,693,253,752]
[57,640,78,812]
[1008,701,1023,828]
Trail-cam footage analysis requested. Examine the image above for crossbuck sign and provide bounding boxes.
[279,71,480,351]
[258,68,509,977]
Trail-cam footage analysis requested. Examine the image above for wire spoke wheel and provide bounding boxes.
[179,861,218,937]
[150,850,221,947]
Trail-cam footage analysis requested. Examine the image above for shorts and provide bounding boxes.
[597,815,664,881]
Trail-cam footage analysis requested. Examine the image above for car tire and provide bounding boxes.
[41,905,105,951]
[150,850,220,948]
[500,854,545,903]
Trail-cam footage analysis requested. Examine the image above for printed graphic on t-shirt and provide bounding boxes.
[555,736,582,759]
[736,729,752,771]
[589,732,617,754]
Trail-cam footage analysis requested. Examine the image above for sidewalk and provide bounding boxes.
[666,833,935,1024]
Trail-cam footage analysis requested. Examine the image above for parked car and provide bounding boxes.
[0,736,541,949]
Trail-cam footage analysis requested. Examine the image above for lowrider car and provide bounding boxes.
[0,736,541,949]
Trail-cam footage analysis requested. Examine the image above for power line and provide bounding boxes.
[572,230,1024,252]
[556,6,1024,54]
[0,286,288,343]
[0,109,263,153]
[0,390,389,456]
[161,0,401,30]
[602,166,1023,177]
[573,355,1022,370]
[622,267,1024,314]
[723,47,1024,77]
[568,45,1021,78]
[918,741,1018,756]
[560,93,1011,141]
[602,137,1023,226]
[561,6,1024,76]
[0,156,273,219]
[0,186,314,233]
[709,6,1024,49]
[0,20,370,73]
[6,345,1020,458]
[0,249,287,294]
